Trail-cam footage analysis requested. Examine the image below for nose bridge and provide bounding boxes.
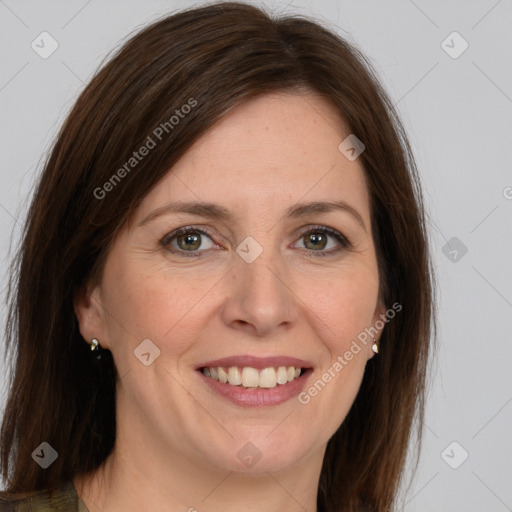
[238,245,281,296]
[237,236,285,300]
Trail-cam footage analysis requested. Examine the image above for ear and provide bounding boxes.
[74,282,109,349]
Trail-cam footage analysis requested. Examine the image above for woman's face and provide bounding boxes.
[76,92,385,475]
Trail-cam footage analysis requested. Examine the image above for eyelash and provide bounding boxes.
[160,225,351,258]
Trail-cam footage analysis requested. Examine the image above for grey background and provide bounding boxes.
[1,1,511,510]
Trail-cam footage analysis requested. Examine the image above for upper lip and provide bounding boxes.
[196,355,313,370]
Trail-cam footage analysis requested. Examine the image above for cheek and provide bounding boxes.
[100,256,209,357]
[300,267,379,354]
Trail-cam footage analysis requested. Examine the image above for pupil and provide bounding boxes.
[179,233,200,250]
[305,233,326,250]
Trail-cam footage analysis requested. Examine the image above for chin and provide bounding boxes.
[201,433,315,474]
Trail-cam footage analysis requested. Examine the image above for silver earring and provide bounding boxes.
[371,338,379,354]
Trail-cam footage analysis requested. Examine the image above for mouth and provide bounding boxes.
[195,356,314,407]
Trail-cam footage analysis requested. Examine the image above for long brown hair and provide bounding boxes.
[0,2,436,510]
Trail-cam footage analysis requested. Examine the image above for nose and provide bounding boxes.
[220,248,298,337]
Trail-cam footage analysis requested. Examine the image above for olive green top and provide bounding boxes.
[0,482,88,512]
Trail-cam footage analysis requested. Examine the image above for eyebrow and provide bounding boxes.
[138,200,367,232]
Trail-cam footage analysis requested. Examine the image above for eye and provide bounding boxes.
[161,225,351,258]
[294,226,350,256]
[161,226,218,256]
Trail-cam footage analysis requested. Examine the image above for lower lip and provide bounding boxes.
[198,369,313,407]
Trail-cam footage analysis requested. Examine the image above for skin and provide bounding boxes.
[73,91,385,512]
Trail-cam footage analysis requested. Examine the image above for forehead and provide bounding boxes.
[136,92,370,223]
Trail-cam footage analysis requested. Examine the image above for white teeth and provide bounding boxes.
[276,366,288,385]
[241,367,259,388]
[218,367,228,383]
[201,365,305,388]
[259,367,277,388]
[227,367,242,385]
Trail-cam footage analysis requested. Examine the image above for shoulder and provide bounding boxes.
[0,481,86,512]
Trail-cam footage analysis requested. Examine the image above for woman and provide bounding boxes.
[0,2,436,511]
